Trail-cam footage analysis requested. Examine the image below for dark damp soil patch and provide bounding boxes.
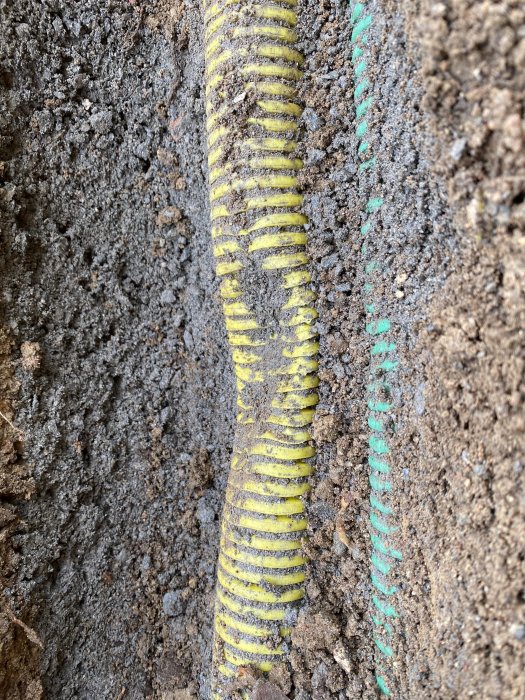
[1,1,226,698]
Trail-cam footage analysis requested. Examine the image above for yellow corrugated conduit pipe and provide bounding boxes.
[202,0,317,695]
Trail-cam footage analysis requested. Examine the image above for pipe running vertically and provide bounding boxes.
[350,3,403,696]
[202,0,318,695]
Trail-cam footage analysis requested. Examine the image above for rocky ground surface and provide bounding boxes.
[0,1,523,699]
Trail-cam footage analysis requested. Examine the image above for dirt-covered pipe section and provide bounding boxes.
[202,0,319,693]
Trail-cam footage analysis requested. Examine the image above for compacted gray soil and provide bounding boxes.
[0,1,523,699]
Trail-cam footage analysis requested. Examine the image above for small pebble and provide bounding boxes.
[160,289,175,304]
[302,107,321,131]
[510,623,525,641]
[195,498,215,524]
[89,110,113,135]
[307,148,326,165]
[320,253,339,269]
[183,329,194,350]
[162,590,184,617]
[450,137,467,161]
[332,531,347,556]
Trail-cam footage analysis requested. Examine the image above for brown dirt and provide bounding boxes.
[0,328,41,698]
[396,2,525,697]
[0,0,523,699]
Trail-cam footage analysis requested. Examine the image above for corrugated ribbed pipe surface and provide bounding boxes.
[202,0,318,695]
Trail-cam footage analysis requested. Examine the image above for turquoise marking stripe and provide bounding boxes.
[367,197,384,212]
[366,318,391,335]
[371,553,392,575]
[370,512,398,536]
[354,80,369,98]
[356,120,368,137]
[351,3,364,22]
[360,156,376,170]
[370,495,393,516]
[357,96,373,118]
[368,400,392,413]
[372,340,396,355]
[372,595,399,619]
[355,60,367,77]
[374,637,394,658]
[368,416,383,431]
[351,14,373,42]
[369,435,390,455]
[350,2,403,695]
[371,534,402,561]
[369,455,390,473]
[376,674,392,697]
[372,574,397,597]
[369,474,392,492]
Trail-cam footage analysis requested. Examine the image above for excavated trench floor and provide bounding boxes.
[0,1,523,698]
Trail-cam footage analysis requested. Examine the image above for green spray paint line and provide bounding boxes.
[350,3,403,696]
